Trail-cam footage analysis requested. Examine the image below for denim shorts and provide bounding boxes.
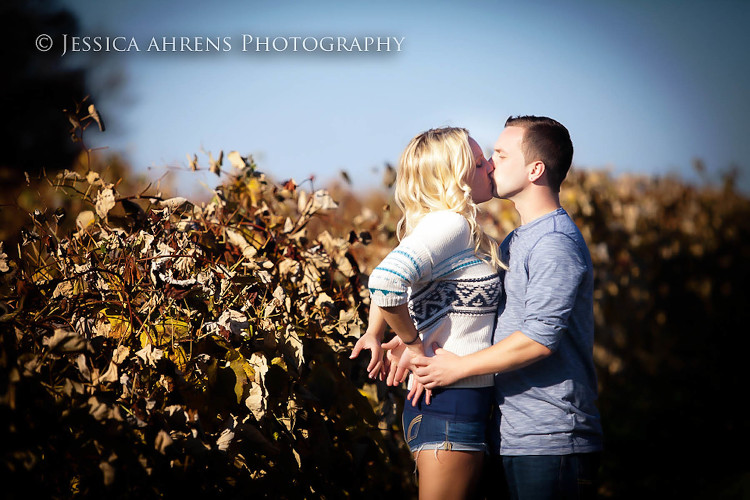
[402,386,493,453]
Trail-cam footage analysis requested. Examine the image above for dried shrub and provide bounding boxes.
[2,101,750,498]
[0,106,415,498]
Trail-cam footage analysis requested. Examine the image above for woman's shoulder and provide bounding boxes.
[414,210,468,232]
[411,210,471,246]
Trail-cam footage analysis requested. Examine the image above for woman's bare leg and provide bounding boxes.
[416,450,484,500]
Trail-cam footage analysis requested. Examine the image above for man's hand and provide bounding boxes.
[412,343,466,389]
[350,331,386,380]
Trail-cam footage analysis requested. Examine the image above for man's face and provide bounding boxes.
[468,137,495,204]
[491,126,529,199]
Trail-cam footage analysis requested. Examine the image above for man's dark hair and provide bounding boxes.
[505,115,574,193]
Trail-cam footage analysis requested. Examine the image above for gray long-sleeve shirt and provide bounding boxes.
[493,208,603,455]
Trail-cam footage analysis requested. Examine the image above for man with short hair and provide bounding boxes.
[412,116,603,499]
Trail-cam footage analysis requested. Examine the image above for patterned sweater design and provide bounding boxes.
[368,210,502,388]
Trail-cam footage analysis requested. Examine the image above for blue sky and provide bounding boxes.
[58,0,750,196]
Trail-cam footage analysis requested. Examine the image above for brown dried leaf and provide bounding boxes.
[95,361,119,384]
[311,190,338,211]
[95,188,116,219]
[75,211,96,233]
[245,383,265,421]
[0,242,8,273]
[112,345,130,364]
[281,325,304,369]
[88,396,110,420]
[87,103,105,131]
[154,430,174,454]
[227,150,246,170]
[44,328,88,352]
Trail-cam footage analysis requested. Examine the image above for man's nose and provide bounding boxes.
[487,159,495,174]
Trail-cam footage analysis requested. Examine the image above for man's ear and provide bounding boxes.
[527,160,546,182]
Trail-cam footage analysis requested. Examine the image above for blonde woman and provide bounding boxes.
[350,127,504,499]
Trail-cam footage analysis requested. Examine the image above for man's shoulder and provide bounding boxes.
[551,209,584,236]
[522,210,586,248]
[512,220,589,269]
[531,232,587,264]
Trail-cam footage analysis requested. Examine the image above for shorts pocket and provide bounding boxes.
[405,414,422,444]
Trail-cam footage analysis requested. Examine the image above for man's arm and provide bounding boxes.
[414,229,587,388]
[412,331,552,389]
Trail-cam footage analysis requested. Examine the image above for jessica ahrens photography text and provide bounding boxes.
[41,34,406,56]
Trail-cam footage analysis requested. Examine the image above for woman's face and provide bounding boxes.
[468,137,495,204]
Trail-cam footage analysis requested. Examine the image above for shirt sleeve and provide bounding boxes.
[367,211,470,307]
[520,232,587,351]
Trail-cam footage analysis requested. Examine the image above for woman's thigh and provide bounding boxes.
[403,404,490,499]
[416,449,484,500]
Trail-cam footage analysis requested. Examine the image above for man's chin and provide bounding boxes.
[491,182,510,200]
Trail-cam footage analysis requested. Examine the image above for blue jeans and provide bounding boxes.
[502,453,601,500]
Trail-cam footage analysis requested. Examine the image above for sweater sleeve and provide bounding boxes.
[367,233,432,307]
[368,211,472,307]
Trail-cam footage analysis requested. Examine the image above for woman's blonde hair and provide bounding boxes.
[395,127,506,270]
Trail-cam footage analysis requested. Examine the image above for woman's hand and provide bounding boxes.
[382,336,421,385]
[407,379,432,407]
[349,330,386,380]
[382,336,432,406]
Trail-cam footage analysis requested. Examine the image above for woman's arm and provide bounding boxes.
[365,302,387,338]
[364,213,465,386]
[379,303,425,384]
[377,304,432,405]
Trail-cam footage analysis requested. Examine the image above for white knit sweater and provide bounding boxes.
[368,210,502,388]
